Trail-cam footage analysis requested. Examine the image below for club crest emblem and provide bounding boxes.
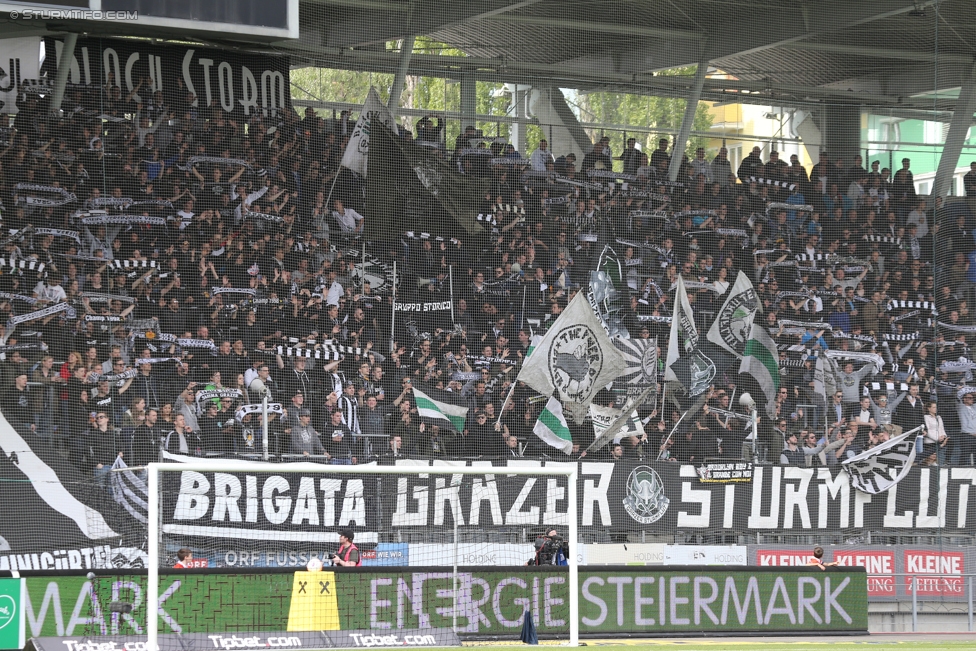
[548,324,603,402]
[715,288,759,354]
[623,466,669,524]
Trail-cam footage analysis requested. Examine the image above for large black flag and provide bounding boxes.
[366,123,487,239]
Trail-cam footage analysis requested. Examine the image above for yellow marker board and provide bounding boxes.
[286,571,340,631]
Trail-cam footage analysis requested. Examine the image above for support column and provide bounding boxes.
[388,35,415,117]
[51,33,77,114]
[933,62,976,198]
[668,55,708,182]
[509,84,528,154]
[822,105,861,169]
[460,72,477,130]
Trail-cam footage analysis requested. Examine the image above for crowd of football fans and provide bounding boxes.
[2,76,976,481]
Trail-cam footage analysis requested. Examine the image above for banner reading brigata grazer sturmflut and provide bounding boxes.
[150,463,976,550]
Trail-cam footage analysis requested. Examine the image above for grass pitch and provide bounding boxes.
[461,642,976,651]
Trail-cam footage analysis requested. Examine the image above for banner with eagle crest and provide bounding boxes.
[517,291,626,423]
[706,270,761,358]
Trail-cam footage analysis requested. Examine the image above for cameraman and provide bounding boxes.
[330,529,361,567]
[532,529,569,566]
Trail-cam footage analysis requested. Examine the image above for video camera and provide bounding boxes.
[531,532,568,566]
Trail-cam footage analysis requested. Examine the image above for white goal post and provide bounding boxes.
[147,461,579,648]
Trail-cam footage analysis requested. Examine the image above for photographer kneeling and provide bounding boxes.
[529,529,569,566]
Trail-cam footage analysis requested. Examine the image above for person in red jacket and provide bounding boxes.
[331,529,361,567]
[173,548,194,568]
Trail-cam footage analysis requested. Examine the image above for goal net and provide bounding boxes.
[146,461,579,648]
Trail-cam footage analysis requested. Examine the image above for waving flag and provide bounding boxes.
[739,321,780,419]
[533,397,574,455]
[110,456,148,524]
[707,271,760,358]
[412,386,468,432]
[517,292,627,422]
[843,427,923,494]
[664,276,716,398]
[341,87,398,177]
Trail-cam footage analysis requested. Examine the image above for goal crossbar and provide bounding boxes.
[146,461,579,647]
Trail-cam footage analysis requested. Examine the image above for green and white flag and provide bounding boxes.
[524,334,544,360]
[664,276,716,397]
[706,270,761,358]
[517,291,626,422]
[412,387,468,431]
[533,397,574,454]
[739,321,780,418]
[341,87,399,177]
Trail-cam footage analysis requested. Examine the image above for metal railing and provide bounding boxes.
[880,573,976,632]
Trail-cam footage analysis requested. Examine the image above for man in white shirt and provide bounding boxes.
[177,199,195,231]
[530,139,554,172]
[332,199,365,233]
[906,199,929,238]
[233,182,269,225]
[33,274,67,304]
[847,174,866,206]
[690,147,712,182]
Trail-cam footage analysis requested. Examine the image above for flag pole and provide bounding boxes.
[361,237,367,290]
[496,380,518,428]
[449,265,455,325]
[656,409,689,461]
[323,169,342,218]
[390,260,397,354]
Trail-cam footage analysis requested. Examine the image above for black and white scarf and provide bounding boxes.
[80,292,135,304]
[235,402,284,422]
[88,368,139,384]
[272,343,364,361]
[767,202,813,212]
[134,357,180,366]
[8,302,75,325]
[177,338,218,354]
[888,300,936,314]
[34,228,81,243]
[863,234,901,246]
[715,228,749,238]
[80,214,168,226]
[0,257,44,273]
[110,259,156,271]
[14,184,77,207]
[85,197,134,210]
[938,322,976,334]
[0,292,38,305]
[212,287,258,297]
[884,332,920,341]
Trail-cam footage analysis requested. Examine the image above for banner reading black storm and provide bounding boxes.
[41,37,291,119]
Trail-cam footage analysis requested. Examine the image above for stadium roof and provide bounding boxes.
[13,0,976,115]
[272,0,976,115]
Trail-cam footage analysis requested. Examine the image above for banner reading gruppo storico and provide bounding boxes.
[41,37,291,119]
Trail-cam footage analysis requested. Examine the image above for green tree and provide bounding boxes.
[289,45,712,165]
[573,67,713,169]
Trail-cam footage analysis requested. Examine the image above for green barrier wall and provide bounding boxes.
[22,567,866,637]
